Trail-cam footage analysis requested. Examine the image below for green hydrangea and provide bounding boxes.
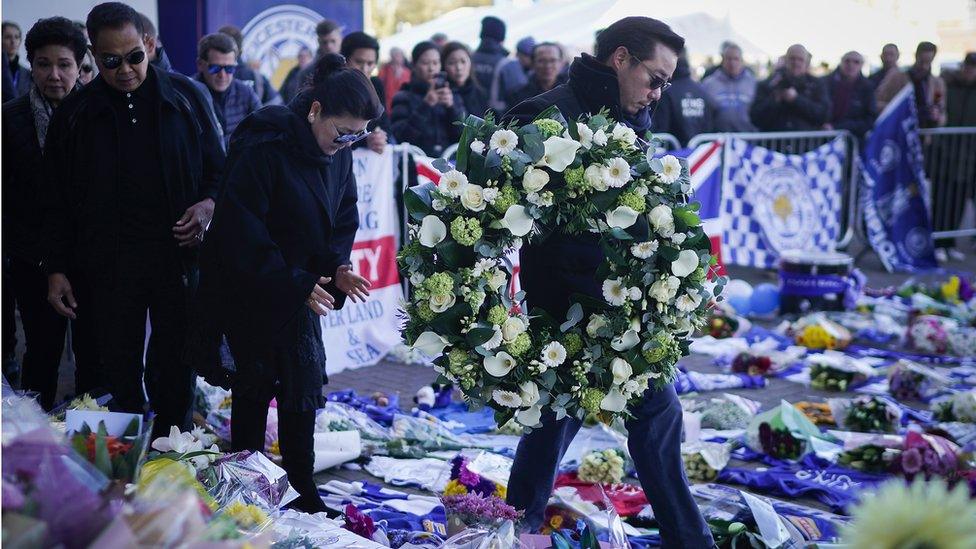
[534,118,564,139]
[581,388,605,414]
[450,217,483,246]
[642,332,676,364]
[617,191,647,213]
[448,348,469,369]
[506,332,532,357]
[492,185,519,213]
[487,305,509,326]
[564,166,586,191]
[466,290,486,313]
[416,301,436,321]
[423,272,453,297]
[690,267,706,283]
[563,333,583,357]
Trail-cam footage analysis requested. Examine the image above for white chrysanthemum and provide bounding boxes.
[492,389,523,408]
[605,158,632,188]
[540,342,567,367]
[592,128,608,147]
[611,123,637,145]
[431,198,447,211]
[440,170,468,197]
[575,122,594,148]
[675,292,703,312]
[659,155,682,184]
[482,326,503,350]
[472,258,496,278]
[470,139,486,155]
[584,164,609,191]
[482,187,499,204]
[602,278,628,306]
[489,129,518,155]
[843,479,976,549]
[631,241,659,259]
[460,184,486,212]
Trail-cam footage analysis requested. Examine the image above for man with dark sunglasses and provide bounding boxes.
[195,32,260,148]
[41,2,225,440]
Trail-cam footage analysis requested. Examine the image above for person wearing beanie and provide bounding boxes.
[516,36,536,74]
[390,41,467,156]
[471,16,527,114]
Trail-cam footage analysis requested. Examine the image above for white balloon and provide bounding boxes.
[724,279,754,300]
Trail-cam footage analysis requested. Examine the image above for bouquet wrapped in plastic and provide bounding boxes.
[828,396,901,433]
[681,441,731,481]
[576,448,627,485]
[746,400,833,461]
[908,315,957,355]
[203,451,299,513]
[887,360,953,402]
[934,391,976,423]
[790,313,852,350]
[807,351,876,391]
[892,430,961,481]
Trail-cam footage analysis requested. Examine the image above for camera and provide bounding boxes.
[433,72,449,89]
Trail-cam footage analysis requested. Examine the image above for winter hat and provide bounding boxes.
[480,16,506,43]
[516,37,536,56]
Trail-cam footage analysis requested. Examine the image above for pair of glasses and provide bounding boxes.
[207,63,237,75]
[100,50,145,70]
[629,53,672,92]
[80,65,93,74]
[331,120,370,144]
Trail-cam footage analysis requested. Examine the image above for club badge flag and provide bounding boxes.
[321,147,404,373]
[859,84,937,272]
[722,137,846,268]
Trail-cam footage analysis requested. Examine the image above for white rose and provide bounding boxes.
[584,164,609,191]
[488,268,507,292]
[610,357,633,385]
[671,249,700,278]
[460,184,486,212]
[519,381,541,406]
[484,352,517,377]
[489,129,518,155]
[418,215,447,247]
[586,314,608,337]
[575,122,594,148]
[412,332,449,356]
[629,287,642,301]
[522,166,550,193]
[470,139,486,155]
[429,292,456,313]
[432,198,447,211]
[592,129,608,147]
[536,136,581,172]
[611,123,637,145]
[659,154,682,184]
[648,204,675,237]
[440,170,468,197]
[501,316,526,342]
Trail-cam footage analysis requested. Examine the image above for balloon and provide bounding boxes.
[750,283,780,315]
[724,279,753,300]
[728,295,752,316]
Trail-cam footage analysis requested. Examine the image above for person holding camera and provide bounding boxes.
[750,44,830,132]
[390,40,467,157]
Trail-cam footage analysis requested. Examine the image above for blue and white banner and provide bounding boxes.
[859,85,938,272]
[668,141,726,274]
[722,137,846,268]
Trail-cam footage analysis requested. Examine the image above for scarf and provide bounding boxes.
[28,84,54,149]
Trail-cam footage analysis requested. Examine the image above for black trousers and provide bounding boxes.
[3,256,17,360]
[231,394,325,512]
[94,245,193,439]
[7,258,101,409]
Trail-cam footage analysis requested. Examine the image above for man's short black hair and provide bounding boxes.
[316,19,341,37]
[594,16,684,63]
[25,16,88,65]
[86,2,144,49]
[532,41,563,61]
[217,25,243,52]
[137,12,156,39]
[882,43,898,51]
[2,21,21,34]
[340,31,379,59]
[916,41,937,56]
[199,32,238,61]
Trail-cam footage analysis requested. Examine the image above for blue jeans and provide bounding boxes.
[506,383,714,548]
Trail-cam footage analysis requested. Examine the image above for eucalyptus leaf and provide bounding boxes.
[559,303,584,332]
[432,158,452,173]
[485,149,502,170]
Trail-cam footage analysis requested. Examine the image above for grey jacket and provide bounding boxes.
[701,68,758,132]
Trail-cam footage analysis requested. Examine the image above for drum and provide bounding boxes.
[778,250,855,314]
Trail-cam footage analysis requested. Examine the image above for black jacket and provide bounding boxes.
[945,70,976,127]
[453,78,490,119]
[750,70,831,131]
[390,78,467,157]
[504,54,652,320]
[3,94,45,264]
[505,74,567,114]
[650,57,717,145]
[823,70,877,139]
[196,104,357,361]
[41,66,226,282]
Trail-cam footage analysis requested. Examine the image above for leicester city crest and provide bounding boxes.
[746,165,817,252]
[241,5,321,88]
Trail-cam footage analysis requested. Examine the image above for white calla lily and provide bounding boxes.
[418,215,447,247]
[516,405,543,427]
[412,331,449,356]
[671,249,700,278]
[610,329,640,351]
[610,357,633,384]
[484,351,517,377]
[502,205,534,237]
[536,136,581,172]
[600,387,628,412]
[606,206,639,229]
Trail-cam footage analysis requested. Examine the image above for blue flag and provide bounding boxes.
[860,85,937,272]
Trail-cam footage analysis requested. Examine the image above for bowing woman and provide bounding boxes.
[198,53,379,512]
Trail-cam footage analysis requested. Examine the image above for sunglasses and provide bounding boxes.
[99,50,145,70]
[629,53,672,93]
[330,120,370,144]
[81,65,93,74]
[207,63,237,75]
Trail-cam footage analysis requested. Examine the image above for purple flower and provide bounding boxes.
[923,448,940,471]
[901,448,923,475]
[450,456,465,479]
[458,467,481,487]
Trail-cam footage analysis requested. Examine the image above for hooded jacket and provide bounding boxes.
[650,57,717,145]
[471,38,528,112]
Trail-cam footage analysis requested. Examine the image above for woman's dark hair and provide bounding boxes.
[411,41,439,65]
[25,16,88,65]
[595,16,684,63]
[340,31,379,59]
[292,53,383,121]
[440,41,481,90]
[2,21,21,34]
[86,2,144,49]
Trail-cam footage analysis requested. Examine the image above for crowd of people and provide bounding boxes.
[1,0,975,532]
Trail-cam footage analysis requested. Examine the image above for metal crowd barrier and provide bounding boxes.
[687,130,859,249]
[920,126,976,240]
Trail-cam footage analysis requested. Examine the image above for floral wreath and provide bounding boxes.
[399,108,722,428]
